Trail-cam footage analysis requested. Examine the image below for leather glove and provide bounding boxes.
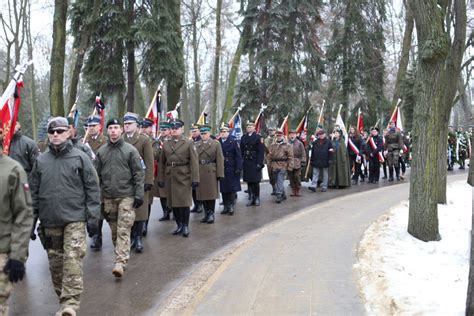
[234,169,241,176]
[217,177,224,181]
[144,184,153,192]
[256,164,263,170]
[191,182,199,189]
[86,219,99,238]
[133,197,144,209]
[158,181,165,188]
[3,259,25,283]
[30,231,36,241]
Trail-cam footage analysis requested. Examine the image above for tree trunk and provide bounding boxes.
[466,178,474,314]
[134,63,146,116]
[126,0,135,113]
[49,0,68,116]
[181,73,191,133]
[191,0,201,122]
[26,0,37,141]
[211,0,223,130]
[408,0,466,241]
[391,0,414,106]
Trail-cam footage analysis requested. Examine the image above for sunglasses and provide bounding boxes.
[48,129,67,135]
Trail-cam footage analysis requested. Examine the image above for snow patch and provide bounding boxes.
[356,181,472,315]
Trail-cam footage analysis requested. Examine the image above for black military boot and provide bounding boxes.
[200,210,209,223]
[221,205,230,214]
[172,208,183,235]
[130,223,137,249]
[228,204,234,215]
[246,193,255,206]
[90,220,103,250]
[159,208,170,221]
[196,202,204,213]
[395,167,401,181]
[254,196,261,206]
[135,222,144,253]
[388,167,394,181]
[206,210,215,224]
[352,178,358,185]
[182,208,190,237]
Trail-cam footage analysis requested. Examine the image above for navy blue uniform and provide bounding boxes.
[219,137,243,193]
[367,135,384,183]
[240,132,264,205]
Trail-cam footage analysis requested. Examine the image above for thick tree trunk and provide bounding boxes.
[126,0,135,113]
[211,0,223,130]
[191,0,201,122]
[49,0,68,116]
[391,0,414,106]
[26,1,37,141]
[408,0,466,241]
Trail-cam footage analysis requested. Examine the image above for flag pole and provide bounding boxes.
[227,104,245,125]
[386,98,402,129]
[82,93,101,144]
[305,100,325,179]
[145,79,165,118]
[196,102,209,124]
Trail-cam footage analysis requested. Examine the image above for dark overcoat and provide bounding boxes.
[219,137,243,193]
[240,132,264,182]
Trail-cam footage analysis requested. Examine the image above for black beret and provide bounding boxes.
[106,118,121,128]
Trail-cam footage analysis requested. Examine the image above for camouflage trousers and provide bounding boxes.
[386,149,400,168]
[103,197,135,266]
[45,222,86,310]
[0,254,12,316]
[288,168,302,188]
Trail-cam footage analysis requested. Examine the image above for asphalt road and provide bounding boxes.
[8,168,468,315]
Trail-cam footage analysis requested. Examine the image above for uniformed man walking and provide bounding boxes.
[218,124,243,215]
[153,122,172,221]
[83,115,107,251]
[66,117,95,160]
[288,129,306,197]
[195,125,224,224]
[122,113,154,253]
[240,121,265,206]
[30,117,100,316]
[139,118,156,236]
[190,124,204,213]
[95,118,144,277]
[158,119,199,237]
[0,126,33,316]
[384,121,403,181]
[268,130,294,203]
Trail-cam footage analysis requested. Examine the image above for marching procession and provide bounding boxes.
[0,106,472,316]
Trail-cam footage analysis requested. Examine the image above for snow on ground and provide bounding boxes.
[355,180,472,315]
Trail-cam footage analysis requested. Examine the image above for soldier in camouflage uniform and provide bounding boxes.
[30,117,100,316]
[447,125,457,171]
[268,130,294,203]
[384,121,404,181]
[95,118,144,278]
[83,115,107,250]
[0,126,33,316]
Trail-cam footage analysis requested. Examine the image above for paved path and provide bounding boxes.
[8,169,467,315]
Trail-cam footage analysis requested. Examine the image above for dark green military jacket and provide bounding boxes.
[9,131,39,176]
[30,141,100,228]
[0,153,33,262]
[95,138,144,200]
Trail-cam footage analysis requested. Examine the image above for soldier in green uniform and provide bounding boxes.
[95,118,144,278]
[264,127,276,195]
[122,113,154,253]
[66,117,94,161]
[447,125,457,171]
[83,115,107,251]
[30,117,100,316]
[158,119,199,237]
[9,122,39,180]
[139,118,156,236]
[195,125,225,224]
[384,121,404,181]
[153,122,172,221]
[0,126,33,316]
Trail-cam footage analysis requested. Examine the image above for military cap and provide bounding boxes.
[316,129,326,136]
[87,115,101,126]
[106,118,122,128]
[219,123,230,132]
[246,121,255,127]
[199,125,212,133]
[371,126,379,132]
[123,112,139,123]
[169,119,184,128]
[142,118,154,128]
[190,124,200,131]
[159,122,171,130]
[47,117,69,132]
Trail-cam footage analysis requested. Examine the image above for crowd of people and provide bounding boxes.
[1,112,472,316]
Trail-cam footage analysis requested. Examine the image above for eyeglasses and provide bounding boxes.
[48,129,67,135]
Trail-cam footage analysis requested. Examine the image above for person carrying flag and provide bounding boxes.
[384,121,404,181]
[268,129,294,203]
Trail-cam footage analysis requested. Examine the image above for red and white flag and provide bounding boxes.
[296,114,308,145]
[1,80,24,154]
[357,108,364,132]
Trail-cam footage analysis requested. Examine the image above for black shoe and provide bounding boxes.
[228,205,234,216]
[135,236,143,253]
[276,194,282,204]
[271,191,276,196]
[244,189,249,193]
[200,211,209,223]
[159,210,170,221]
[388,177,394,182]
[207,212,215,224]
[396,176,400,181]
[460,166,465,170]
[382,176,387,179]
[360,178,365,182]
[182,225,190,237]
[246,196,255,206]
[196,204,204,213]
[142,222,148,237]
[254,197,260,206]
[308,187,316,192]
[90,234,102,251]
[172,225,183,235]
[190,206,198,213]
[373,181,378,184]
[221,206,230,214]
[352,179,358,185]
[321,188,327,192]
